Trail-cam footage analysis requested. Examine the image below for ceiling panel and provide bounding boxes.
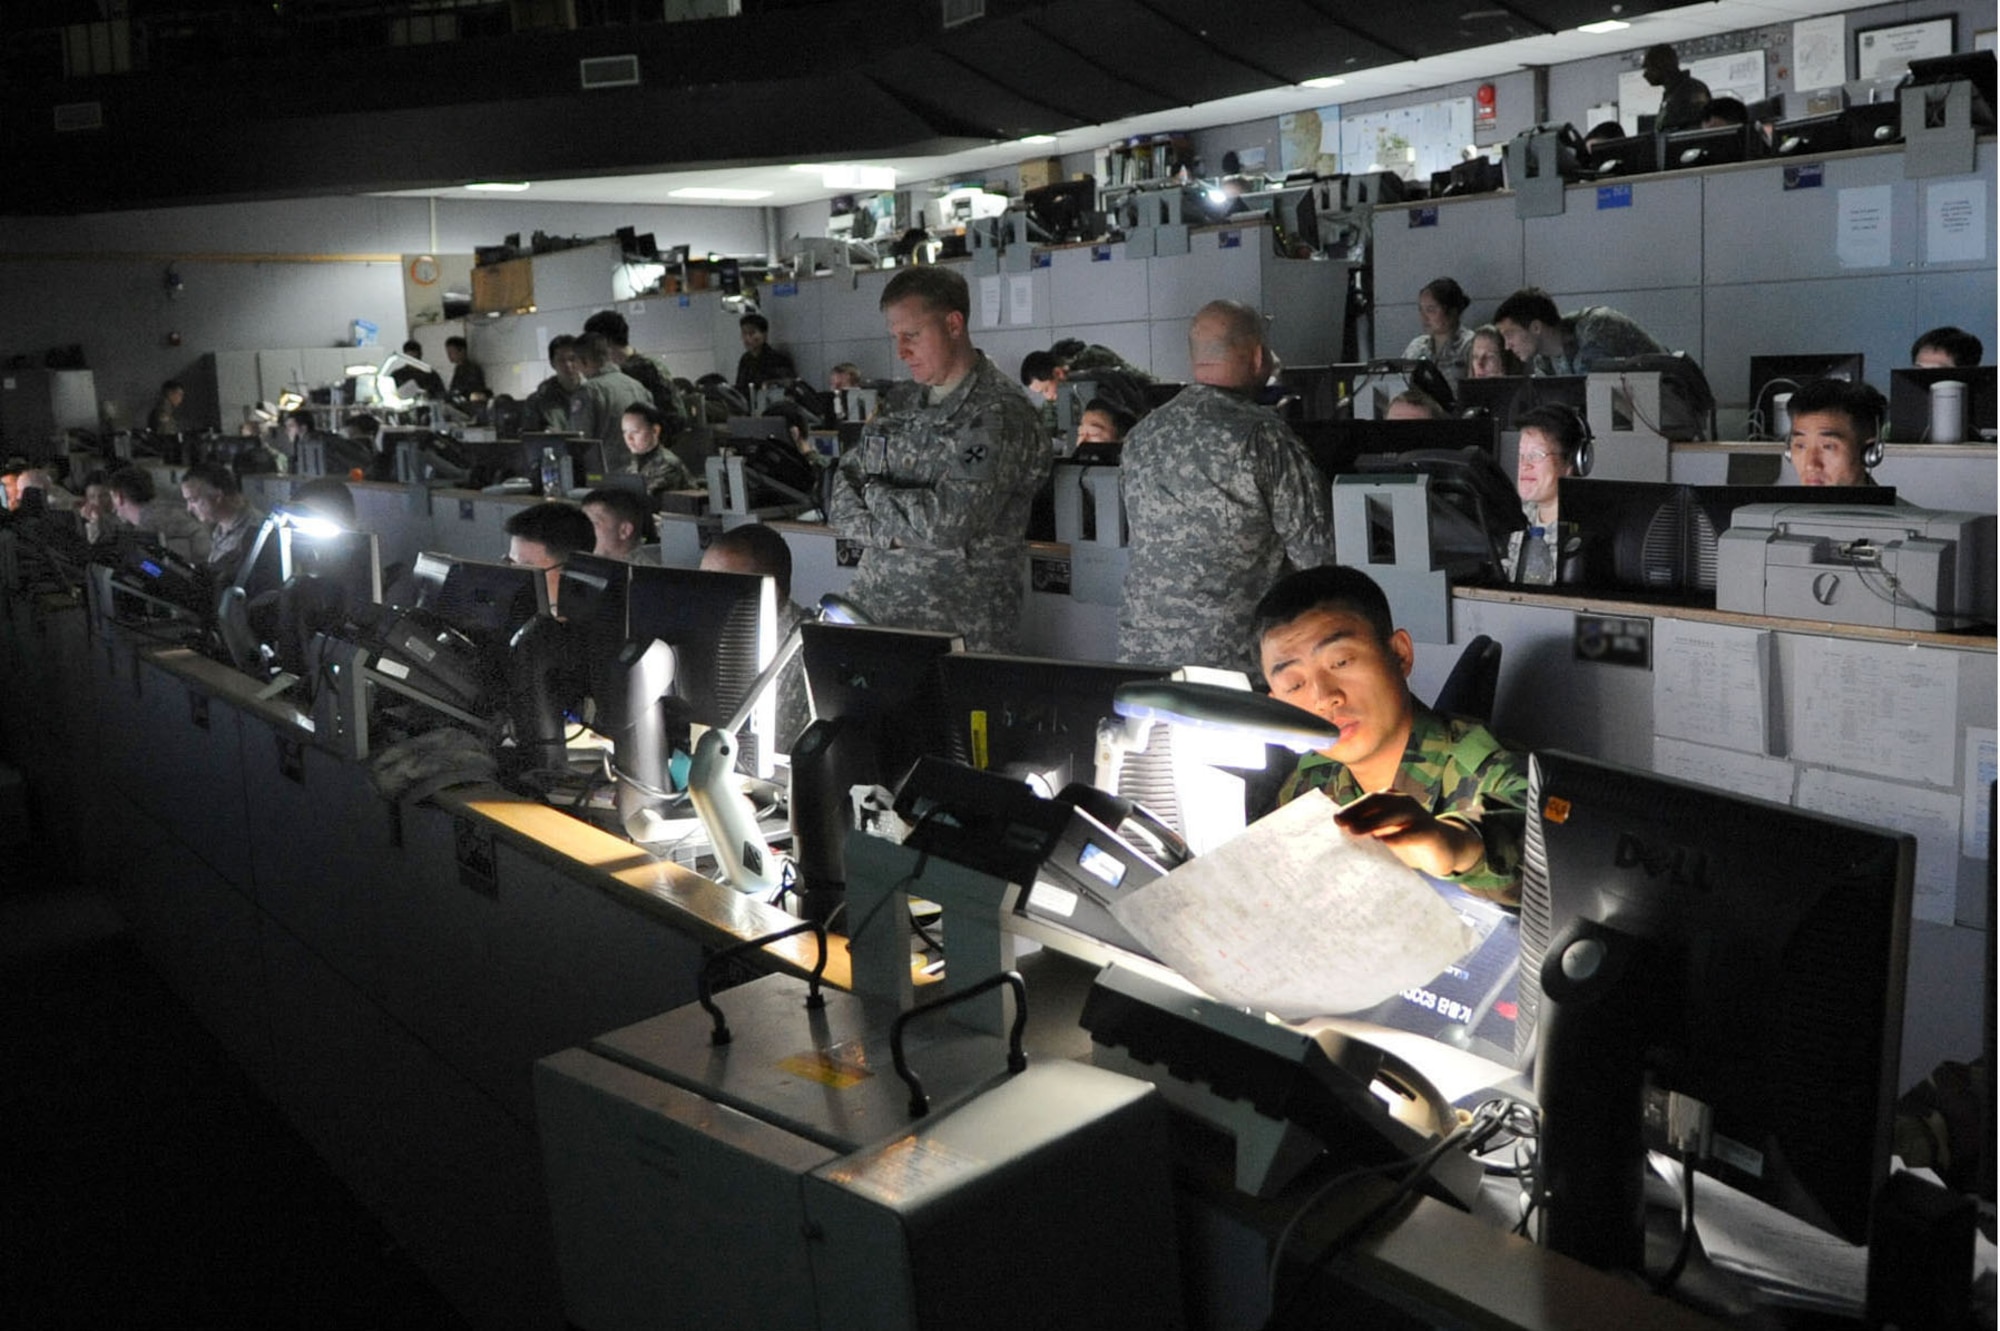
[1144,0,1415,74]
[937,18,1185,124]
[1023,0,1277,107]
[860,44,1091,141]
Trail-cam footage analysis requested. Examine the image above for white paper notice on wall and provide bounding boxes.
[1926,181,1989,265]
[1653,619,1770,754]
[1793,15,1847,92]
[1788,638,1958,787]
[1836,185,1895,269]
[1795,769,1962,925]
[1651,737,1798,805]
[977,275,1001,329]
[1964,728,1996,859]
[1008,274,1034,326]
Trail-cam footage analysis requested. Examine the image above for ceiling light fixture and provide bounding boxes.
[1020,134,1059,145]
[464,181,530,192]
[669,187,773,201]
[1578,19,1631,33]
[1301,76,1345,89]
[821,164,897,191]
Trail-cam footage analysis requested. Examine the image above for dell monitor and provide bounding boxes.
[1519,751,1912,1274]
[1296,416,1500,483]
[1661,124,1753,172]
[622,563,777,777]
[1588,133,1660,179]
[554,553,631,738]
[935,653,1173,801]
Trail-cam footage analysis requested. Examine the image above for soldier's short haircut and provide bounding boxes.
[182,460,239,496]
[108,465,155,504]
[1020,351,1060,386]
[1390,389,1445,419]
[504,500,595,560]
[1081,398,1137,438]
[1911,326,1983,368]
[583,310,630,345]
[1252,565,1396,653]
[546,333,577,363]
[581,486,653,539]
[1493,287,1561,330]
[622,400,667,430]
[1190,300,1265,360]
[705,522,793,599]
[739,312,770,334]
[1787,377,1886,441]
[575,332,614,368]
[880,266,970,320]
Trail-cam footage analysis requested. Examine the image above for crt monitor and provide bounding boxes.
[1556,479,1898,598]
[1888,365,1998,442]
[1746,353,1864,438]
[1518,751,1912,1274]
[623,563,777,775]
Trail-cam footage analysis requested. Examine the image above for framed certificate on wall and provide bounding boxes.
[1855,16,1955,81]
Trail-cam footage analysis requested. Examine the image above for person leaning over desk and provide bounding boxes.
[1256,565,1528,906]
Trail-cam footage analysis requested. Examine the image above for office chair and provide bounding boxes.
[1433,634,1502,724]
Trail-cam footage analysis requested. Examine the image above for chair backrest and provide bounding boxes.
[1433,633,1502,724]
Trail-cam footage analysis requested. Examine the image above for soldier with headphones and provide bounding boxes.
[1785,377,1888,488]
[1506,403,1592,584]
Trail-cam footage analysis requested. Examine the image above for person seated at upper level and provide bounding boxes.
[1255,564,1527,906]
[504,501,595,617]
[1072,397,1137,463]
[1402,278,1475,386]
[444,336,487,400]
[107,464,210,561]
[1912,326,1984,369]
[1492,287,1666,376]
[1384,389,1447,421]
[699,522,811,755]
[734,313,797,396]
[621,402,694,501]
[1504,404,1586,584]
[148,380,187,437]
[1465,325,1523,380]
[180,461,262,586]
[1786,377,1891,489]
[1643,43,1710,134]
[580,486,659,565]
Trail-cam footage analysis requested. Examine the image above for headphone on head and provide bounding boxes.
[1860,427,1884,472]
[1523,401,1593,478]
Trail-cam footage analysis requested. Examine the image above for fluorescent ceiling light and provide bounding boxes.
[464,181,530,192]
[669,187,773,200]
[821,164,897,190]
[1301,76,1345,89]
[1578,19,1631,33]
[1019,134,1059,145]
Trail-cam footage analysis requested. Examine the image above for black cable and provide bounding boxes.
[1647,1152,1699,1295]
[908,906,944,955]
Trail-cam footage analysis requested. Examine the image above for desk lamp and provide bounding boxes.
[1110,679,1339,752]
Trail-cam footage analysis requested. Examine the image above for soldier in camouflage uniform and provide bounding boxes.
[620,402,694,500]
[572,333,655,471]
[585,310,689,436]
[1117,299,1332,673]
[1255,565,1527,905]
[1492,287,1667,376]
[829,266,1050,653]
[1021,343,1154,439]
[521,335,582,433]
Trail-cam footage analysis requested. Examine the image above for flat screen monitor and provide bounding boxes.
[799,621,961,788]
[1771,112,1852,157]
[1023,177,1103,244]
[555,553,630,737]
[278,526,382,608]
[1351,446,1526,578]
[432,557,550,646]
[1297,416,1500,482]
[1556,478,1898,598]
[1232,183,1318,253]
[1276,364,1367,423]
[1346,881,1525,1070]
[623,563,776,775]
[1348,359,1457,418]
[1588,133,1659,179]
[1453,375,1586,431]
[1888,365,1998,442]
[1746,353,1865,439]
[1518,751,1912,1272]
[1661,124,1751,171]
[1906,50,1997,121]
[936,654,1172,799]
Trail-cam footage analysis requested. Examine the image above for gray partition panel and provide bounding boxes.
[1916,267,1999,344]
[1373,195,1526,310]
[1048,243,1151,326]
[1526,174,1705,292]
[1533,286,1704,363]
[1701,148,1917,285]
[1147,228,1262,322]
[1698,274,1914,408]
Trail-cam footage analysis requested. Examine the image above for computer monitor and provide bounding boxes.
[1231,183,1319,253]
[623,564,777,776]
[1351,446,1527,579]
[1348,359,1458,418]
[1023,177,1103,244]
[1746,353,1865,439]
[1556,479,1898,598]
[554,553,630,737]
[1454,375,1586,431]
[1888,366,1998,442]
[1905,50,1997,125]
[1518,751,1912,1273]
[432,557,550,645]
[936,653,1173,800]
[1770,112,1853,157]
[1661,124,1751,172]
[1296,416,1501,482]
[1588,133,1659,179]
[1276,364,1367,423]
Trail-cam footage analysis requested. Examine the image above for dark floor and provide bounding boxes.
[1,844,472,1329]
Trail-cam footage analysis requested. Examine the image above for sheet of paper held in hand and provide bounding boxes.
[1107,790,1474,1020]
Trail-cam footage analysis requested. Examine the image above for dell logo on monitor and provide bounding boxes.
[1613,832,1711,892]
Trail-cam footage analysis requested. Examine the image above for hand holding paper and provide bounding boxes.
[1107,790,1475,1021]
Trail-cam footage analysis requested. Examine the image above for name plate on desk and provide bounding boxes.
[1030,554,1072,595]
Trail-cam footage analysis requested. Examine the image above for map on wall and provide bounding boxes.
[1279,106,1340,177]
[1339,99,1476,180]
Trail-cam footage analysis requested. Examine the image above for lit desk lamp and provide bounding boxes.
[1109,679,1340,752]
